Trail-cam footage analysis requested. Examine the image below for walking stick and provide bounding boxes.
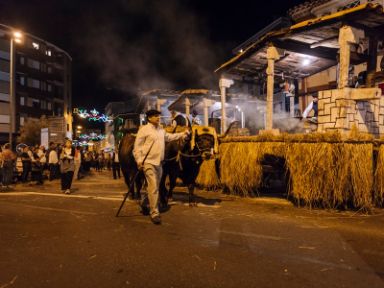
[115,141,155,217]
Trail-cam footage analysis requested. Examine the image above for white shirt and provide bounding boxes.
[49,150,58,164]
[302,101,314,119]
[133,123,184,166]
[37,149,46,164]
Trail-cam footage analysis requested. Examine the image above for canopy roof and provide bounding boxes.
[167,89,221,113]
[215,3,384,80]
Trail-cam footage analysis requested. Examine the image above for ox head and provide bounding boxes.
[190,126,218,160]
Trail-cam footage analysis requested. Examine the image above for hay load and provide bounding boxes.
[195,158,221,190]
[286,143,373,209]
[218,132,376,210]
[374,145,384,207]
[219,141,285,196]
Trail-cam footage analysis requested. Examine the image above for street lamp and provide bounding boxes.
[9,31,23,147]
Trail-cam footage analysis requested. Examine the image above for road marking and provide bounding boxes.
[218,229,286,241]
[2,202,99,215]
[0,191,124,202]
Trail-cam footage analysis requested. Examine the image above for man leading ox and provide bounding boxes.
[133,109,189,225]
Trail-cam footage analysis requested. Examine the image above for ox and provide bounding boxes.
[118,126,218,208]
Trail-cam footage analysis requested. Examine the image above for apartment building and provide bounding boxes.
[0,24,72,144]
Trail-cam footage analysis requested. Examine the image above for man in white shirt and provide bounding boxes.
[48,142,59,181]
[133,109,189,224]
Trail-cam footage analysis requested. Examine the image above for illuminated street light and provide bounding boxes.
[9,30,23,147]
[77,125,82,129]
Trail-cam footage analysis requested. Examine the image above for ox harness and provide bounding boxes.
[163,126,219,171]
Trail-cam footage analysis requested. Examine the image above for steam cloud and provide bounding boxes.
[76,0,223,97]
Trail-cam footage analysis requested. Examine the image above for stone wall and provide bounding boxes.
[318,88,383,136]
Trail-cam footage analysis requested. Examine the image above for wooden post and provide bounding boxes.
[338,26,364,89]
[185,97,191,119]
[203,98,215,126]
[266,46,280,130]
[219,78,234,134]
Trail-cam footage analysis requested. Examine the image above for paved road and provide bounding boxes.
[0,171,383,288]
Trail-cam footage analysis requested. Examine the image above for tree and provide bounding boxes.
[17,115,48,146]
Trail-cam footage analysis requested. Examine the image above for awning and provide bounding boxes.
[215,3,384,79]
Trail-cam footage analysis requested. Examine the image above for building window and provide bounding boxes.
[27,59,40,70]
[27,78,40,89]
[47,102,52,110]
[17,75,25,86]
[41,63,46,72]
[47,66,52,74]
[20,96,24,106]
[0,114,10,124]
[41,82,46,91]
[20,56,25,65]
[45,50,52,56]
[47,84,52,92]
[20,116,25,126]
[32,42,39,50]
[32,98,40,109]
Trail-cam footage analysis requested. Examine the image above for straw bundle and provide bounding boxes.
[374,145,384,207]
[195,158,221,190]
[285,143,373,209]
[220,142,286,196]
[286,143,334,208]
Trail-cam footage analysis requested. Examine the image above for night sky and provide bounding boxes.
[0,0,304,110]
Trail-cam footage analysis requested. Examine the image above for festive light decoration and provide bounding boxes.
[74,108,113,123]
[79,133,106,141]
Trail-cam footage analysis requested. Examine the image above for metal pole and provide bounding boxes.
[9,38,14,147]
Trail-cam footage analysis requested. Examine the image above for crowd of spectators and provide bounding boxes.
[0,141,121,191]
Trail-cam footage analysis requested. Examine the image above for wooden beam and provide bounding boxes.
[272,39,338,60]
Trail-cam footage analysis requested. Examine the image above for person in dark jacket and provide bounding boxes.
[60,139,75,194]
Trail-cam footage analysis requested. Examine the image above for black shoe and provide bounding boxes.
[150,215,161,225]
[140,205,150,216]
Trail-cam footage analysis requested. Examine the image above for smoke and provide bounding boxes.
[233,95,305,134]
[75,0,222,97]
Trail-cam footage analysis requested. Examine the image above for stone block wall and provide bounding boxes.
[318,88,384,137]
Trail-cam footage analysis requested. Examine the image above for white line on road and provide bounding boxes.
[2,202,100,215]
[218,229,286,241]
[0,191,124,201]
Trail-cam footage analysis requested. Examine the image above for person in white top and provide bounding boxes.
[112,149,121,179]
[48,142,59,181]
[73,146,82,181]
[302,94,319,122]
[133,109,189,224]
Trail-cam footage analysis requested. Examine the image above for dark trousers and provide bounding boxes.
[22,161,31,182]
[32,170,43,184]
[61,171,74,190]
[49,164,59,181]
[2,164,13,186]
[112,162,121,179]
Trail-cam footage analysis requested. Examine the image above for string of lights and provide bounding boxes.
[73,108,113,123]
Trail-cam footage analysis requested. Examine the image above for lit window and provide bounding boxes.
[20,97,25,105]
[20,117,24,126]
[20,76,25,86]
[32,42,39,50]
[0,115,10,124]
[46,50,52,56]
